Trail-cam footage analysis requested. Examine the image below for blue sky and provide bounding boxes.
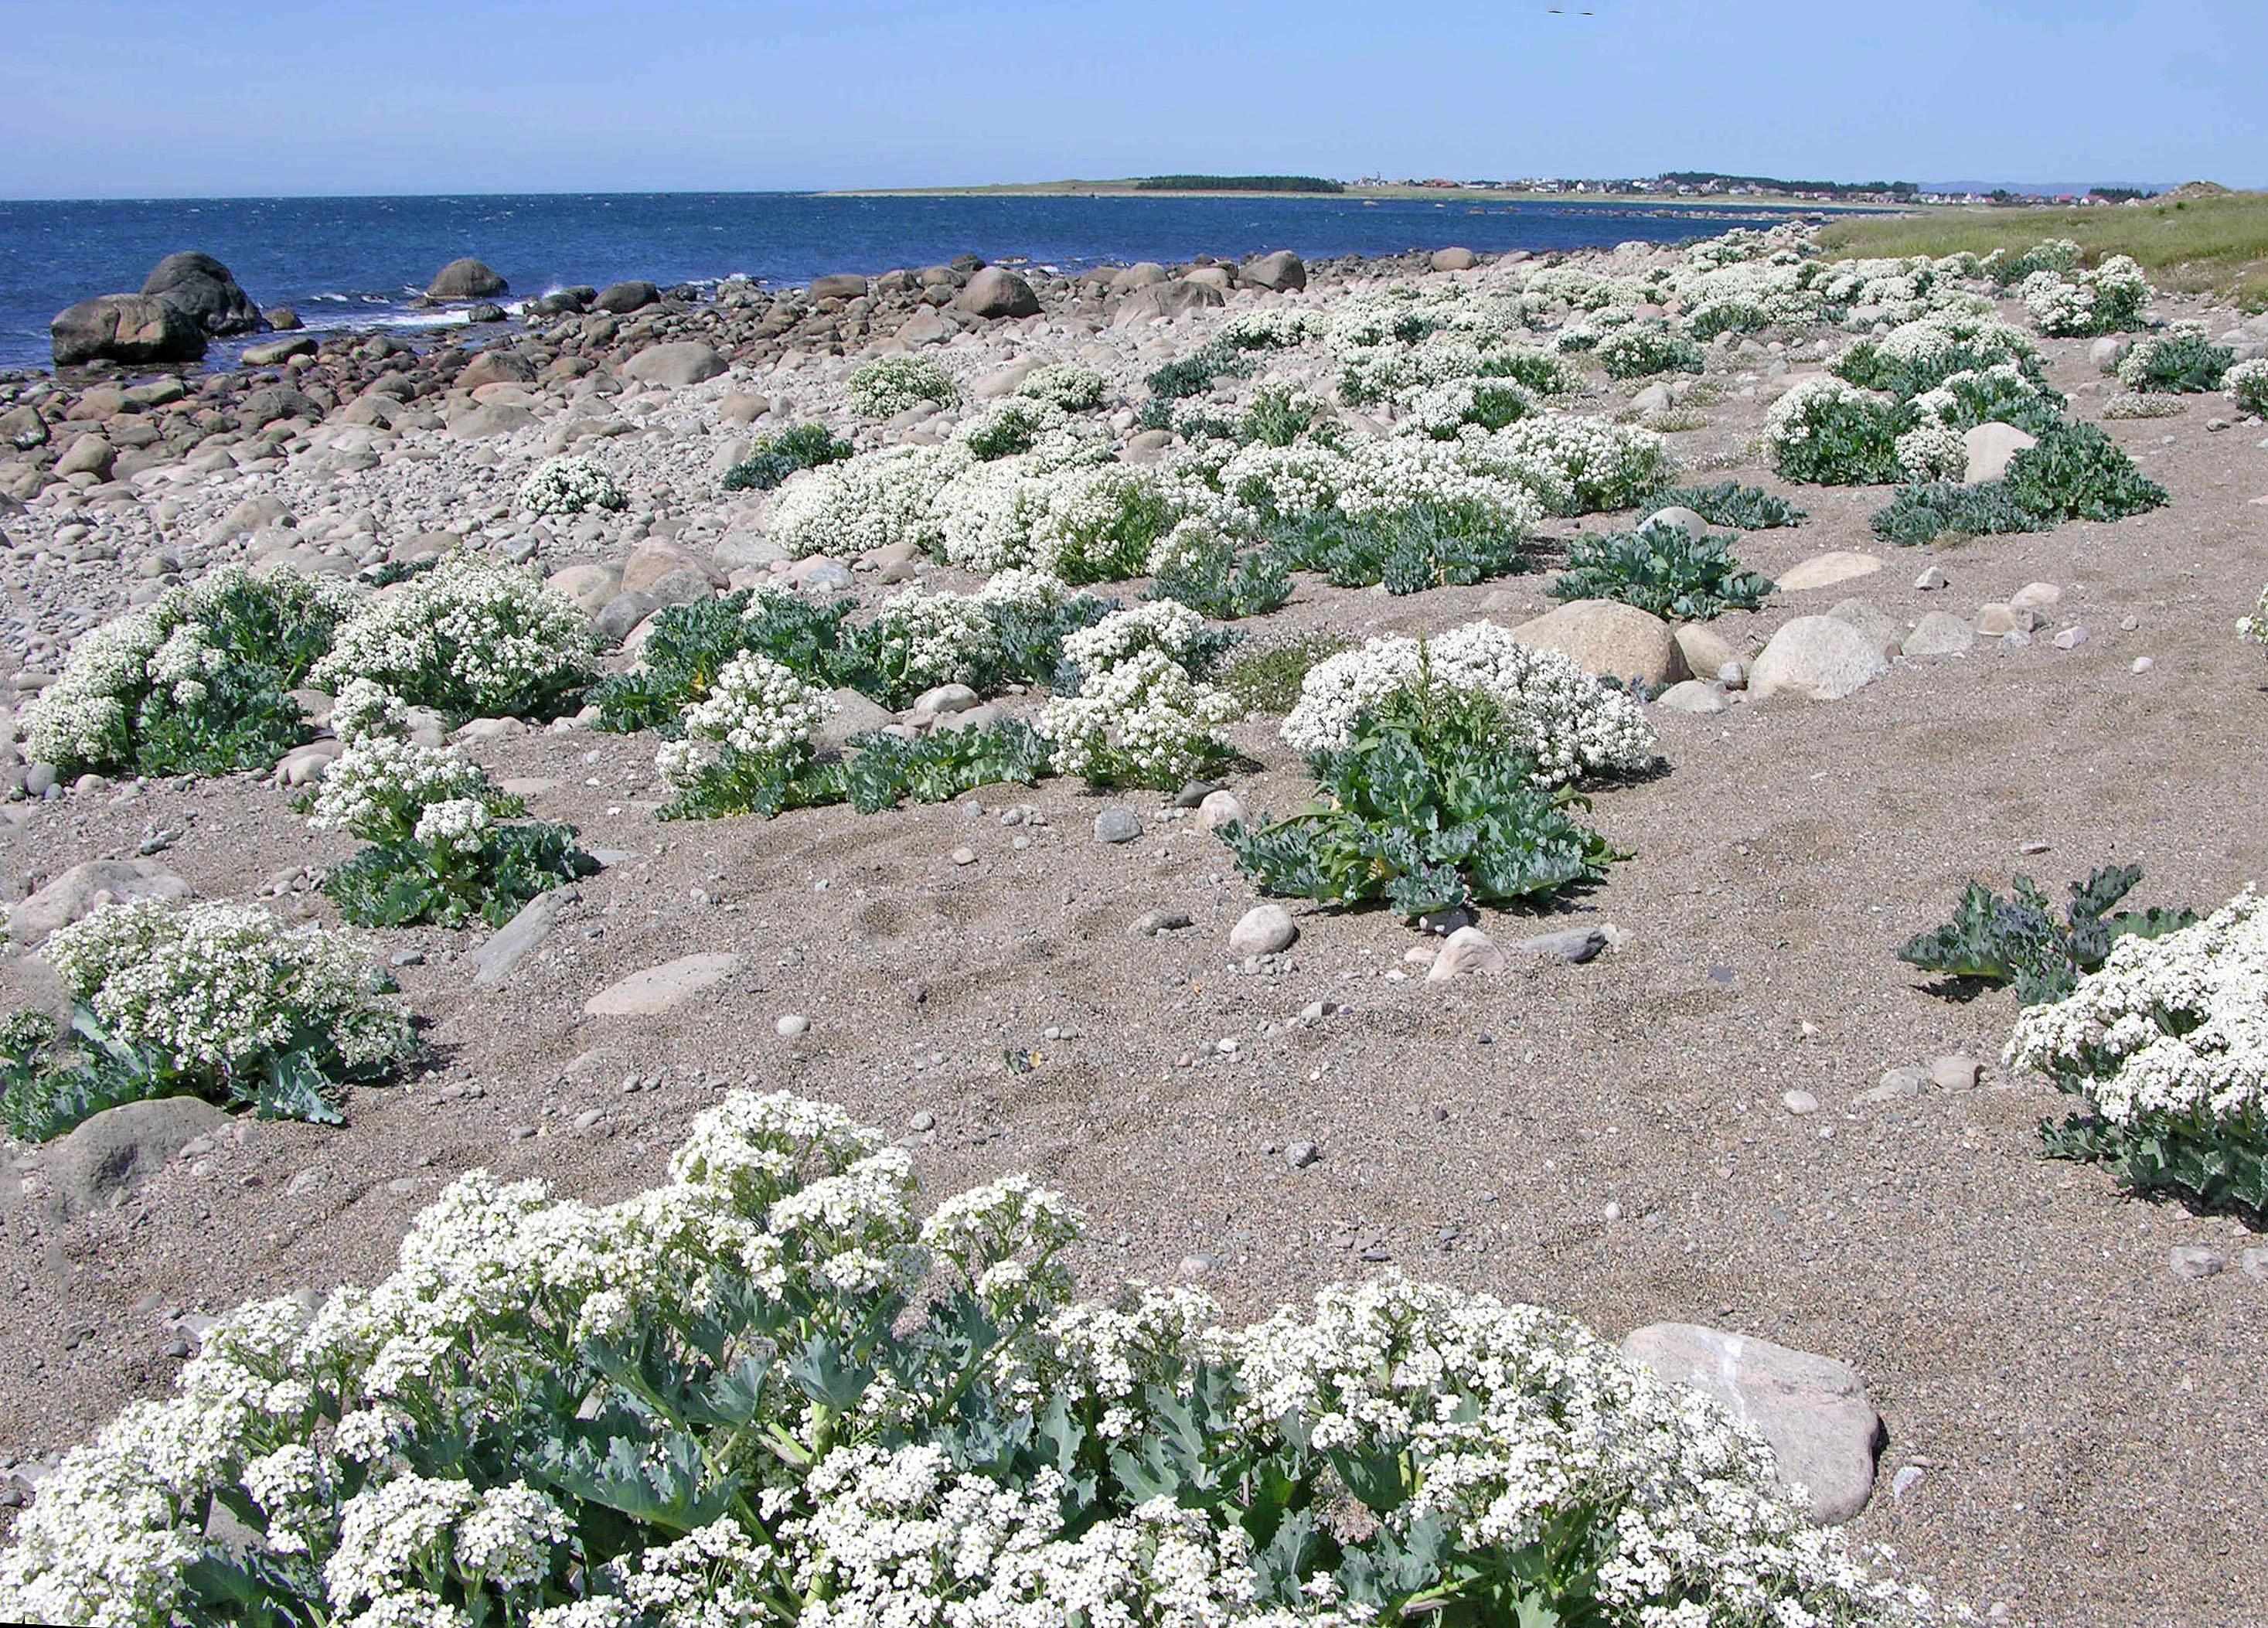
[2,0,2260,198]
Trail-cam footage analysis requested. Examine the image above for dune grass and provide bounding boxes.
[1817,189,2268,309]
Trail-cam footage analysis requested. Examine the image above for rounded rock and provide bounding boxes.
[1228,904,1298,957]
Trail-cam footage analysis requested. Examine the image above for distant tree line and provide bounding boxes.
[1660,171,1919,198]
[1135,175,1347,193]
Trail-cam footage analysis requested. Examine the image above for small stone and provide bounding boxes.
[1858,1067,1926,1105]
[2132,656,2154,674]
[1783,1090,1820,1115]
[1927,1054,1980,1092]
[584,953,742,1017]
[1178,1253,1219,1280]
[1913,566,1950,591]
[910,1111,935,1131]
[2052,626,2088,651]
[2120,615,2140,632]
[2241,1248,2268,1282]
[1195,790,1249,833]
[1425,925,1505,980]
[1093,808,1143,844]
[1286,1140,1321,1169]
[574,1109,604,1130]
[1228,904,1298,956]
[1126,908,1193,936]
[1892,1466,1926,1501]
[775,1013,810,1038]
[1513,926,1607,964]
[2167,1246,2225,1280]
[949,846,977,867]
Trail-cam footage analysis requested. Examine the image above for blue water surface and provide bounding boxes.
[0,192,1814,371]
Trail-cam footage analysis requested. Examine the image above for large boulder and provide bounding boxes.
[1432,247,1479,272]
[955,267,1042,320]
[1510,600,1687,687]
[10,860,189,946]
[35,1096,232,1220]
[50,294,206,367]
[1242,250,1307,291]
[141,251,264,335]
[1775,551,1881,593]
[1749,615,1890,702]
[427,257,508,299]
[809,273,870,302]
[456,348,537,390]
[1621,1323,1883,1524]
[591,281,660,315]
[1963,421,2036,485]
[621,342,727,388]
[1112,279,1226,328]
[1111,262,1169,292]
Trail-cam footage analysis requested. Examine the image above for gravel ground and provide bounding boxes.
[0,251,2264,1628]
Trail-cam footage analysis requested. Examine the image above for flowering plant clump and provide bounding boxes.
[846,354,960,420]
[516,456,625,516]
[305,727,596,931]
[1221,683,1621,918]
[1011,361,1108,410]
[0,899,414,1139]
[768,443,970,560]
[2242,583,2268,649]
[653,652,845,819]
[2114,322,2235,394]
[0,1091,1956,1628]
[1037,601,1241,787]
[1830,313,2043,399]
[2225,357,2268,417]
[1762,377,1906,485]
[1592,319,1704,380]
[21,566,358,778]
[310,555,595,724]
[1483,414,1674,513]
[720,424,855,493]
[1551,520,1775,622]
[2018,254,2151,336]
[1283,621,1655,786]
[2011,890,2268,1218]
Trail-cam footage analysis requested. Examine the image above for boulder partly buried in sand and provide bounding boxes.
[10,859,189,947]
[584,953,744,1017]
[1510,599,1687,687]
[1621,1323,1884,1524]
[1749,615,1890,702]
[1774,551,1881,593]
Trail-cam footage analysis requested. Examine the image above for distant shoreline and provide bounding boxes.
[821,181,1922,212]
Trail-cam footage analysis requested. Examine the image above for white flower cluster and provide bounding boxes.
[329,676,410,746]
[2018,254,2151,336]
[516,455,623,516]
[846,354,961,420]
[1282,621,1656,785]
[39,898,411,1079]
[310,554,594,720]
[2099,391,2191,421]
[769,443,971,560]
[952,396,1113,468]
[1214,308,1326,350]
[1893,421,1969,482]
[0,1088,1955,1628]
[863,586,997,693]
[1861,311,2040,376]
[410,797,491,855]
[1387,376,1535,439]
[1037,603,1240,786]
[656,652,832,787]
[308,735,497,846]
[2007,891,2268,1130]
[21,567,359,772]
[1483,414,1670,513]
[2225,356,2268,416]
[1012,361,1108,410]
[2243,583,2268,648]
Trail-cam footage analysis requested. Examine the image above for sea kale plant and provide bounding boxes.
[2114,323,2236,394]
[1145,520,1294,620]
[2017,254,2152,336]
[0,1090,1958,1628]
[21,566,357,778]
[2010,889,2268,1220]
[310,555,596,724]
[1035,601,1241,788]
[306,683,596,930]
[587,589,865,735]
[1011,361,1107,410]
[1761,377,1907,485]
[846,354,959,420]
[1265,501,1529,597]
[0,897,414,1140]
[1642,480,1807,530]
[1551,520,1775,621]
[1593,319,1705,380]
[1220,684,1619,920]
[1899,863,2195,1008]
[1868,421,2168,546]
[518,456,625,516]
[2225,357,2268,417]
[720,425,854,493]
[1282,620,1655,788]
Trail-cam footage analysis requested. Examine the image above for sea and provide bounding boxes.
[0,191,1819,373]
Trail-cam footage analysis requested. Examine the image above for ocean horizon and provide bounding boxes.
[0,190,1813,373]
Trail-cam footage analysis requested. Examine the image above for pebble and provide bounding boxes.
[1602,1201,1623,1222]
[948,846,976,866]
[2167,1246,2225,1280]
[1092,808,1143,843]
[1178,1253,1219,1280]
[910,1111,935,1132]
[1913,566,1950,591]
[2242,1248,2268,1282]
[1286,1140,1321,1169]
[1126,908,1193,935]
[2052,626,2088,651]
[1892,1466,1926,1500]
[574,1109,604,1130]
[771,1012,813,1040]
[1782,1090,1820,1115]
[2132,656,2154,674]
[1228,904,1298,956]
[1927,1054,1980,1092]
[1858,1067,1926,1105]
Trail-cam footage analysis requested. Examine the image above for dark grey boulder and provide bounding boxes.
[1244,250,1307,291]
[51,294,207,367]
[142,252,265,335]
[810,273,870,301]
[592,281,660,315]
[427,257,508,299]
[237,388,322,430]
[594,591,659,644]
[954,267,1042,319]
